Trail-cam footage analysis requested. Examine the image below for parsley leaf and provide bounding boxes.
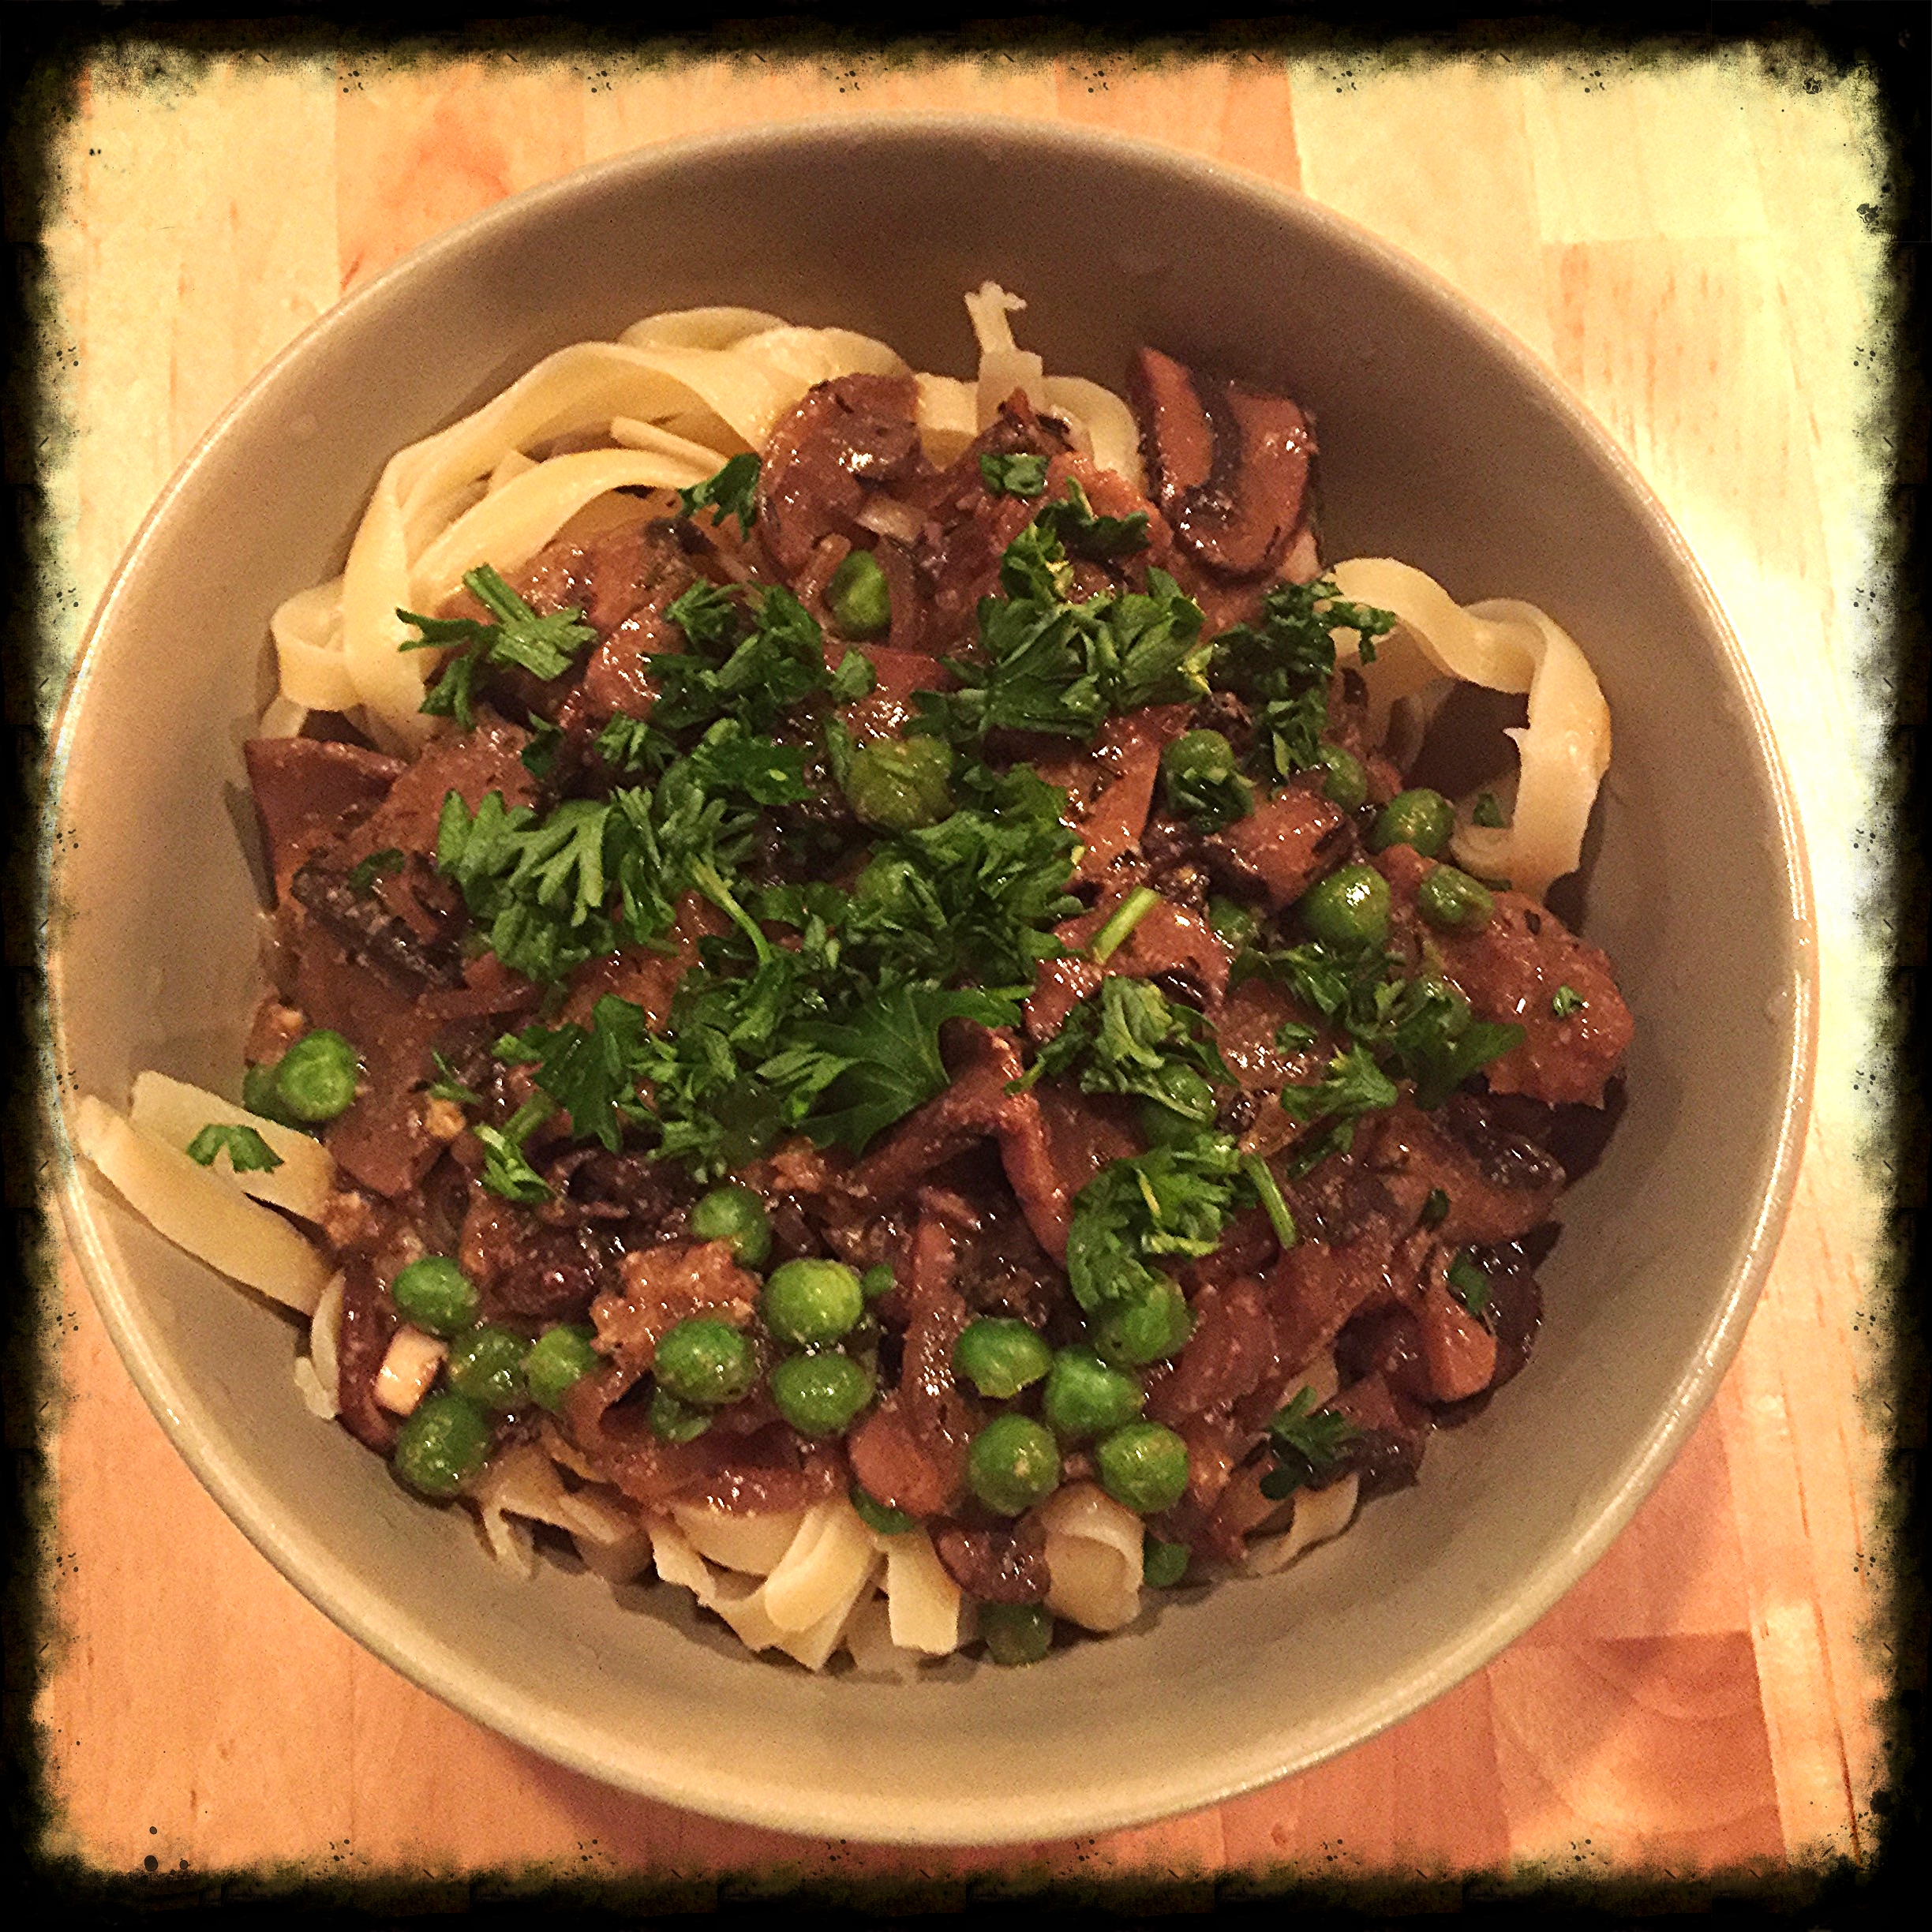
[1260,1387,1361,1500]
[399,564,597,728]
[1211,577,1395,782]
[1032,477,1150,558]
[979,451,1049,497]
[593,712,666,775]
[1020,976,1230,1125]
[185,1123,283,1173]
[1473,790,1507,829]
[650,583,836,743]
[912,522,1208,746]
[1279,1043,1400,1177]
[425,1050,483,1106]
[1065,1133,1246,1322]
[676,451,760,537]
[1552,984,1586,1017]
[1447,1249,1491,1316]
[474,1092,554,1202]
[494,995,653,1153]
[762,983,1024,1154]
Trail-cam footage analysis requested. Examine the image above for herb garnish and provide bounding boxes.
[1019,975,1231,1125]
[185,1123,283,1173]
[979,451,1049,497]
[1447,1249,1491,1316]
[1551,985,1586,1017]
[1259,1386,1361,1500]
[399,564,597,730]
[676,451,760,537]
[912,521,1208,746]
[1473,791,1506,828]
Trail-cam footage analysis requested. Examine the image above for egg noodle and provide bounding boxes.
[80,286,1615,1674]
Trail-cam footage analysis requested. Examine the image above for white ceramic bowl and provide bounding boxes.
[45,118,1814,1844]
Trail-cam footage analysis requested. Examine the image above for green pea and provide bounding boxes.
[273,1028,360,1122]
[1095,1421,1192,1515]
[390,1256,479,1338]
[1042,1348,1145,1441]
[242,1059,301,1127]
[843,734,954,832]
[1299,863,1391,949]
[1092,1279,1193,1368]
[393,1391,491,1498]
[447,1325,530,1412]
[524,1324,601,1412]
[769,1352,874,1437]
[1416,863,1495,932]
[650,1387,712,1443]
[980,1601,1054,1667]
[1144,1537,1191,1588]
[967,1413,1061,1516]
[689,1184,772,1267]
[859,1264,896,1302]
[1207,895,1261,950]
[1316,742,1369,811]
[653,1317,757,1408]
[762,1258,864,1347]
[828,549,892,640]
[1369,787,1455,857]
[1161,730,1252,833]
[850,1482,917,1536]
[953,1318,1054,1399]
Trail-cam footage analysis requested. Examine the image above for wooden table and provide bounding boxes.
[35,46,1889,1898]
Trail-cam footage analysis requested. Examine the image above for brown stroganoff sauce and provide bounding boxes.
[243,343,1631,1649]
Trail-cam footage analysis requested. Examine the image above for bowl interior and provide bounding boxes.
[47,119,1813,1844]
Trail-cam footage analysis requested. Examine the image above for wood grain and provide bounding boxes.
[33,47,1889,1892]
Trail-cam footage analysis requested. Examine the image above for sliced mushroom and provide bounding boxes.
[1127,347,1315,581]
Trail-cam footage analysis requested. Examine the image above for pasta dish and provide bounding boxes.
[78,287,1631,1672]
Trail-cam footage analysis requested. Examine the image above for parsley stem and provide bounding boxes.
[691,861,773,965]
[1090,886,1162,964]
[1241,1155,1297,1249]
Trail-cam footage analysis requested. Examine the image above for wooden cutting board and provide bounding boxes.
[32,46,1888,1895]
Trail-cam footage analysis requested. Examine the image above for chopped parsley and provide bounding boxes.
[1447,1249,1491,1317]
[185,1123,283,1174]
[1552,984,1587,1017]
[912,520,1208,746]
[1211,577,1396,783]
[1019,975,1230,1125]
[979,451,1049,496]
[399,564,597,730]
[1032,477,1151,559]
[676,451,760,537]
[1260,1387,1361,1500]
[1278,1043,1400,1178]
[424,1050,483,1106]
[1473,790,1507,828]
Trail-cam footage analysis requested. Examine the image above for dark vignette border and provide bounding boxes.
[2,2,1923,1922]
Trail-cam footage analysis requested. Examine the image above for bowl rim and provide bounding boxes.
[41,111,1819,1844]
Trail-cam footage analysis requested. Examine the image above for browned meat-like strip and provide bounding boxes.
[758,373,929,574]
[1415,1261,1500,1402]
[1375,844,1633,1105]
[1204,779,1349,911]
[1128,348,1315,582]
[844,1209,979,1519]
[933,1515,1050,1604]
[1258,1215,1406,1380]
[243,737,402,900]
[1144,1276,1277,1428]
[1075,704,1193,884]
[1365,1098,1565,1248]
[335,1255,399,1453]
[290,863,466,988]
[1025,892,1233,1042]
[1327,1369,1434,1497]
